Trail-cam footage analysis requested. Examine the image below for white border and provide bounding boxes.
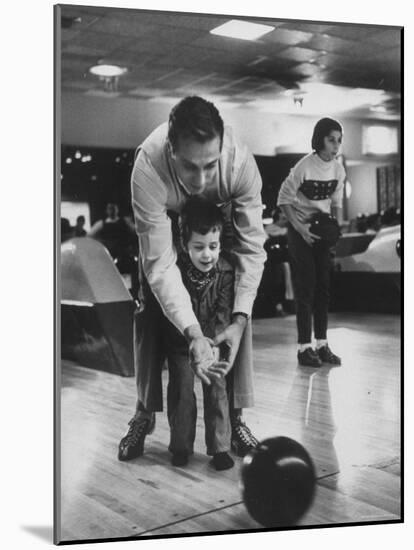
[3,1,410,549]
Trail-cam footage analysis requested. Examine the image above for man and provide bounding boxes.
[118,96,266,461]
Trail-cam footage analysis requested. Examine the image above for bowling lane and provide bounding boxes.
[58,313,400,541]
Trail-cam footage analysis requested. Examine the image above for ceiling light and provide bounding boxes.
[210,20,274,41]
[89,64,127,77]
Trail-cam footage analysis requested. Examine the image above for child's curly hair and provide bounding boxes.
[180,196,224,248]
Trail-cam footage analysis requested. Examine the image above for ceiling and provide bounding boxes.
[59,5,402,120]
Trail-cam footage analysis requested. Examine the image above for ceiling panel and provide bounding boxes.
[59,6,402,120]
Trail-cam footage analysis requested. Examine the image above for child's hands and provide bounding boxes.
[189,335,221,385]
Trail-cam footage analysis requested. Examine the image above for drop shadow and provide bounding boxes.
[20,525,53,543]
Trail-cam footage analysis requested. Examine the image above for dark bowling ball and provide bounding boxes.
[241,436,316,527]
[309,212,341,246]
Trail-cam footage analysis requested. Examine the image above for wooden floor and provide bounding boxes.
[57,313,401,543]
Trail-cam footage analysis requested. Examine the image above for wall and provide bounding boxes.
[61,92,400,218]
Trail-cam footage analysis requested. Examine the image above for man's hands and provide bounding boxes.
[213,314,248,375]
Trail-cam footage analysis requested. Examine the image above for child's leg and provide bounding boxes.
[167,351,197,456]
[287,225,316,345]
[313,243,332,342]
[202,375,231,456]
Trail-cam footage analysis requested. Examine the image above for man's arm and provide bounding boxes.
[131,153,218,383]
[230,150,267,315]
[214,151,266,365]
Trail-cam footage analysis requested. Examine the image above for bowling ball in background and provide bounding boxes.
[241,436,316,527]
[309,213,341,246]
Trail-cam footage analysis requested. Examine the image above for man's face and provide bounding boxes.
[170,136,221,195]
[186,229,221,273]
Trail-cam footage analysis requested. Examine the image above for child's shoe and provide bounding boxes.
[211,452,234,471]
[171,452,189,467]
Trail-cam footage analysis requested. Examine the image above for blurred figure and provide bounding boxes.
[74,215,87,237]
[265,207,288,238]
[381,207,400,227]
[365,213,381,234]
[258,207,291,317]
[88,203,134,259]
[61,217,74,243]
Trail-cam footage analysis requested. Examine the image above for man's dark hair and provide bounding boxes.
[311,117,343,152]
[180,196,224,247]
[168,96,224,151]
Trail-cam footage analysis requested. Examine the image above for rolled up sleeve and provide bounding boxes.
[131,153,198,333]
[231,151,267,315]
[277,165,303,206]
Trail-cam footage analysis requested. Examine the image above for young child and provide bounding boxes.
[161,196,235,470]
[277,117,346,367]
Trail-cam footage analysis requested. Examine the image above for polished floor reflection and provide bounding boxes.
[57,313,400,542]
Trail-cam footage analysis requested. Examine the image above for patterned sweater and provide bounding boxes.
[277,153,346,223]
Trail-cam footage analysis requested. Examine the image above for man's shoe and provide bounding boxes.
[297,347,322,367]
[231,417,259,457]
[171,452,189,467]
[118,414,155,461]
[317,345,341,365]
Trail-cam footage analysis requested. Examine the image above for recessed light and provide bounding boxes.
[89,64,128,77]
[210,20,274,41]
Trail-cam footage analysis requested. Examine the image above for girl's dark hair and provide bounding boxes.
[180,196,224,247]
[311,117,343,152]
[168,96,224,151]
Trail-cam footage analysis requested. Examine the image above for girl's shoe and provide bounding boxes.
[317,345,341,365]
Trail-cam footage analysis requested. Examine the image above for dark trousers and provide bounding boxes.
[287,225,332,344]
[166,350,231,456]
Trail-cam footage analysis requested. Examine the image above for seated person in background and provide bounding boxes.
[365,213,381,234]
[74,215,87,237]
[264,207,288,239]
[61,217,74,243]
[260,207,290,317]
[88,202,134,259]
[161,197,235,470]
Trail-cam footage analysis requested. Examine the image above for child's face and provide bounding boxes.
[186,229,221,272]
[320,130,342,160]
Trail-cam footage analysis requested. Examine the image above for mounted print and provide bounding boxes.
[55,3,402,545]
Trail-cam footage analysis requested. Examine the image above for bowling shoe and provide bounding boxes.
[171,452,189,467]
[297,347,322,367]
[211,452,234,471]
[231,417,259,457]
[118,414,156,461]
[317,344,341,365]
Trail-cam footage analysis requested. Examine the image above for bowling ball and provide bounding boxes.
[241,436,316,527]
[309,212,341,246]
